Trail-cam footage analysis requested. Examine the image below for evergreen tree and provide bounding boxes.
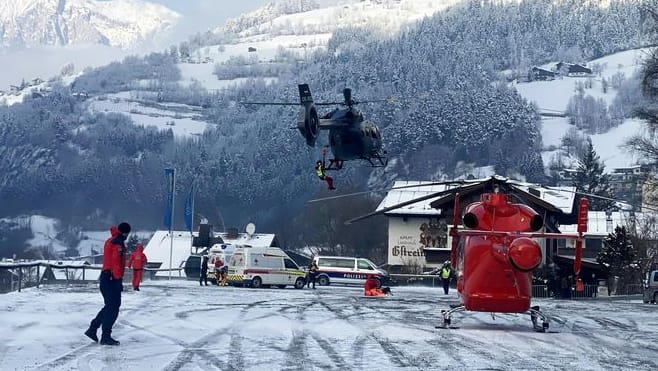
[573,138,614,211]
[598,226,641,288]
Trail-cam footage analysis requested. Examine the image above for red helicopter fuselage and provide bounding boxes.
[456,193,543,313]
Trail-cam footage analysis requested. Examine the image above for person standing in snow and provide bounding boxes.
[306,260,318,289]
[200,255,209,286]
[128,244,147,291]
[85,222,131,346]
[440,263,453,295]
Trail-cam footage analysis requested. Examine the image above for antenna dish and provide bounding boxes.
[246,222,256,235]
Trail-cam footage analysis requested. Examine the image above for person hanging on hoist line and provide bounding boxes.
[315,160,336,190]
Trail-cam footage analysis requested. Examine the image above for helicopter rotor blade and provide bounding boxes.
[344,187,462,225]
[240,102,301,106]
[307,180,468,204]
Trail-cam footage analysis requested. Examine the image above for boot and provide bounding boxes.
[100,336,120,346]
[84,328,98,342]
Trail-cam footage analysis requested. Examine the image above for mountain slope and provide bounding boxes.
[0,0,180,49]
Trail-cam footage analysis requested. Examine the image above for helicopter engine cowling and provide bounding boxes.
[297,104,319,147]
[508,237,542,272]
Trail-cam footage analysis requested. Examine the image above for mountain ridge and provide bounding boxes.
[0,0,180,49]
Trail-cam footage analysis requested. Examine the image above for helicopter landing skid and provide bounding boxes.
[436,304,466,329]
[529,305,550,332]
[436,304,550,332]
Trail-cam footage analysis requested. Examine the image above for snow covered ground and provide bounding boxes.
[1,281,657,370]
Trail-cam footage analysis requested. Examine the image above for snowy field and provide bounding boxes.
[1,281,657,370]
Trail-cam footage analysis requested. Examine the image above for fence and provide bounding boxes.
[391,274,642,299]
[0,262,184,293]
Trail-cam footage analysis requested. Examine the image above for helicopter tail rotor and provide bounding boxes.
[297,84,319,147]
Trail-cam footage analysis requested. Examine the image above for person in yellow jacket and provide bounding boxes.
[315,160,336,190]
[440,263,453,295]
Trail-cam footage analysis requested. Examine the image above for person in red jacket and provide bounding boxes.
[128,244,147,291]
[85,222,130,346]
[364,275,385,297]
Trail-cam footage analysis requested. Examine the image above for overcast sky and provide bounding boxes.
[149,0,272,41]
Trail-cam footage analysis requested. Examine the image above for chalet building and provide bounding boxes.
[555,62,593,76]
[609,165,654,207]
[529,66,556,81]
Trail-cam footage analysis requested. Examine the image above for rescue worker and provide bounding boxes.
[85,222,131,346]
[200,255,209,286]
[128,244,147,291]
[315,160,335,190]
[364,275,385,297]
[214,257,224,286]
[440,263,453,295]
[307,260,319,289]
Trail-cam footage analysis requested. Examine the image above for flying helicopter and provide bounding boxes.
[242,84,390,170]
[341,176,602,332]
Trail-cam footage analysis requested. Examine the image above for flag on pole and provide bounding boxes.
[163,168,176,231]
[184,181,194,233]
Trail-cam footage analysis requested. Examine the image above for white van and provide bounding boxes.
[228,247,306,289]
[313,256,390,286]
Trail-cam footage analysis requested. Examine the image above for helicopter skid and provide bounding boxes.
[436,304,550,332]
[529,305,550,332]
[437,304,466,328]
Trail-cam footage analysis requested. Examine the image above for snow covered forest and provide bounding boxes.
[0,0,654,258]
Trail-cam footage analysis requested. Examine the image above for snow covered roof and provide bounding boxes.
[509,183,576,214]
[375,181,461,216]
[214,231,277,248]
[560,211,649,237]
[143,231,195,277]
[377,178,577,217]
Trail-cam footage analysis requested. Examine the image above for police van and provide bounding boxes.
[228,247,306,289]
[313,256,390,286]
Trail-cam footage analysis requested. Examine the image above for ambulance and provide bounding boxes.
[228,246,306,289]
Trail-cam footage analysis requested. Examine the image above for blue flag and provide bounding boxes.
[184,182,194,233]
[163,168,176,230]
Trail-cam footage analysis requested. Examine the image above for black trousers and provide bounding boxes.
[306,272,316,287]
[90,271,122,339]
[442,278,450,294]
[200,270,208,285]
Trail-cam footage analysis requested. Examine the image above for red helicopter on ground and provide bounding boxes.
[440,187,588,331]
[343,177,593,332]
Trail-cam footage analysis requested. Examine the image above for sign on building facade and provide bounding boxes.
[387,217,449,266]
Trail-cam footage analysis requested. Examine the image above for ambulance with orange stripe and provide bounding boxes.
[228,247,306,289]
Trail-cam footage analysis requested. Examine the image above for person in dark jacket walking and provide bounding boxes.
[128,244,147,291]
[85,222,130,346]
[307,260,319,289]
[200,255,209,286]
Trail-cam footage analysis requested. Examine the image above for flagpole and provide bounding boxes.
[168,170,176,280]
[189,181,195,254]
